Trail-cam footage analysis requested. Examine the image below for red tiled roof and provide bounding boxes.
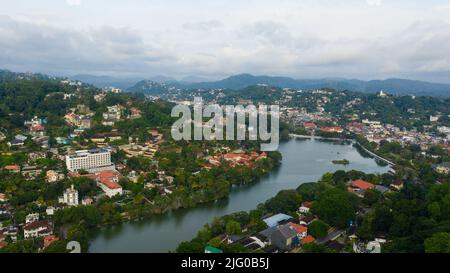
[24,220,52,231]
[223,153,243,160]
[349,179,375,190]
[320,126,344,133]
[96,170,121,190]
[31,124,45,131]
[304,123,317,128]
[43,235,59,248]
[4,165,20,171]
[99,178,121,190]
[301,235,316,244]
[288,223,308,234]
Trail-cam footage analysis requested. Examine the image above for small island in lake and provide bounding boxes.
[332,159,350,165]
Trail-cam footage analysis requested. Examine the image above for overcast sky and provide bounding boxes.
[1,0,450,82]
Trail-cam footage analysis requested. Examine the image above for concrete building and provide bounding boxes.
[65,149,115,173]
[96,170,123,197]
[23,220,53,239]
[59,185,79,206]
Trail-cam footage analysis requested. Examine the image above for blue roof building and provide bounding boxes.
[263,213,293,228]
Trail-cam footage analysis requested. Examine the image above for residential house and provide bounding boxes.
[298,201,313,214]
[46,170,64,183]
[82,196,94,206]
[25,213,39,224]
[320,126,344,133]
[43,235,59,249]
[46,206,55,216]
[390,180,405,191]
[0,232,7,249]
[304,123,317,130]
[263,213,293,228]
[348,179,375,190]
[288,222,308,239]
[129,107,142,119]
[21,165,42,180]
[0,193,8,202]
[23,220,53,239]
[433,162,450,175]
[347,179,375,197]
[7,138,25,147]
[269,224,298,251]
[299,215,317,226]
[3,165,20,173]
[301,235,316,245]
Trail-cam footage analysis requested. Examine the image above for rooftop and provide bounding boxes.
[349,179,375,190]
[263,213,293,228]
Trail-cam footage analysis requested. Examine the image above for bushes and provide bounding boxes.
[308,220,330,239]
[264,190,302,214]
[312,188,357,229]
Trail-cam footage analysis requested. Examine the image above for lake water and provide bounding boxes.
[89,139,391,253]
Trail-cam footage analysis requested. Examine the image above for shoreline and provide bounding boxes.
[289,134,396,167]
[87,139,390,253]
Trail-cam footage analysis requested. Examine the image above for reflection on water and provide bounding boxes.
[89,139,391,253]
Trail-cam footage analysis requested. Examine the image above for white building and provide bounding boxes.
[46,170,64,183]
[430,115,440,122]
[23,220,53,239]
[98,179,123,197]
[46,206,55,216]
[65,149,115,173]
[59,185,79,206]
[25,213,39,224]
[96,170,123,197]
[298,202,312,214]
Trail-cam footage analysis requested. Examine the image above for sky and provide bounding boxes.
[1,0,450,82]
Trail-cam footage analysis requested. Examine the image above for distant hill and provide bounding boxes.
[71,74,180,90]
[176,74,450,97]
[75,73,450,97]
[70,74,143,89]
[127,80,172,95]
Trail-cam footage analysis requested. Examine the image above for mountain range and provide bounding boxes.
[72,73,450,97]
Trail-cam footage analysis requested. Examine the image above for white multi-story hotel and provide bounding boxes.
[65,149,115,173]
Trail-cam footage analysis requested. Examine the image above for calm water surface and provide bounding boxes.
[89,139,391,253]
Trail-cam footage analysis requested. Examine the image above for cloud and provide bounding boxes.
[366,0,382,6]
[183,20,223,31]
[1,8,450,83]
[0,16,176,76]
[66,0,81,6]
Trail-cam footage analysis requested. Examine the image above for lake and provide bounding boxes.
[89,138,391,253]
